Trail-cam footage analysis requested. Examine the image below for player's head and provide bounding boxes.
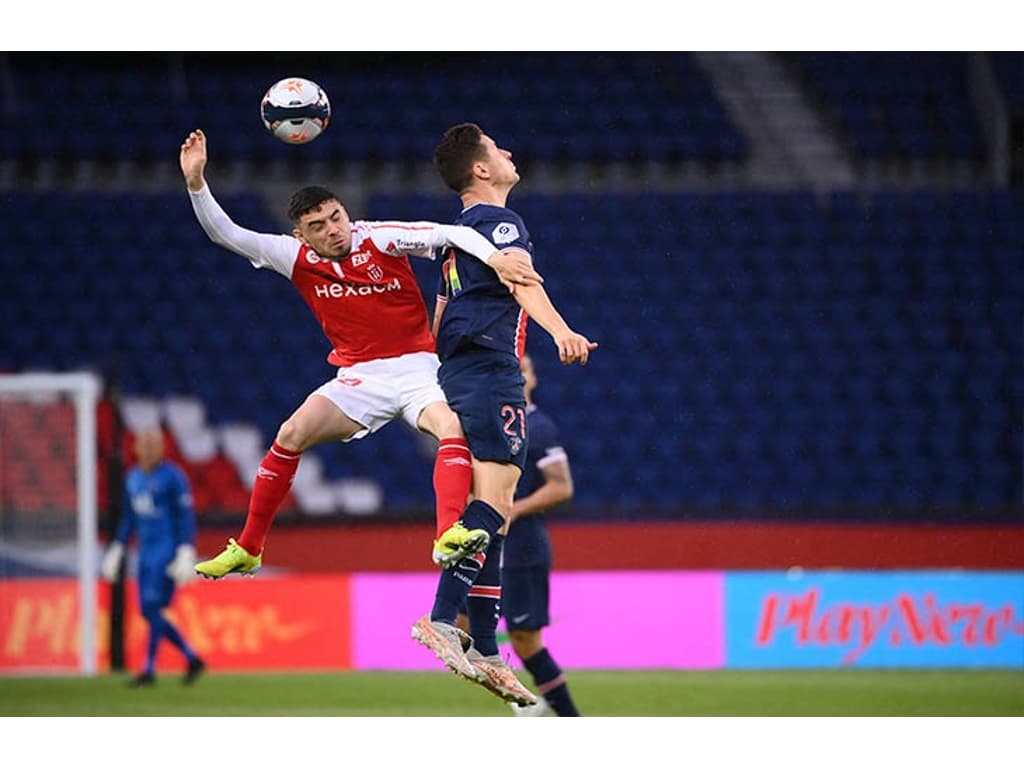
[520,353,537,401]
[133,427,165,471]
[434,122,519,194]
[288,185,352,260]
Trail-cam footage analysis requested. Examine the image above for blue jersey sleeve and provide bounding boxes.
[169,465,197,547]
[528,413,561,460]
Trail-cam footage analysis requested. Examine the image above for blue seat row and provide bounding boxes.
[798,52,985,160]
[2,53,745,165]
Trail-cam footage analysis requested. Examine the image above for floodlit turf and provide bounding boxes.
[1,669,1022,716]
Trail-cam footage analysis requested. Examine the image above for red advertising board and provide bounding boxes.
[0,579,91,672]
[1,575,353,673]
[122,576,353,672]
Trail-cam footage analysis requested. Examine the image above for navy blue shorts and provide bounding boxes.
[438,350,528,472]
[500,565,550,631]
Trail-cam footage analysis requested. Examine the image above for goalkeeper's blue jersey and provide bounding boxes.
[435,203,533,362]
[114,460,195,565]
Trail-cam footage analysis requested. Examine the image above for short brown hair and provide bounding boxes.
[434,122,487,193]
[288,186,342,223]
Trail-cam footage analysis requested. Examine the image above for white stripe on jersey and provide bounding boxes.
[536,449,569,469]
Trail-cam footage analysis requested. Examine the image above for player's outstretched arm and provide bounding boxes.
[512,283,598,366]
[180,129,299,276]
[373,223,543,289]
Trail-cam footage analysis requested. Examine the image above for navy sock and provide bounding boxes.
[466,534,504,657]
[431,501,505,625]
[524,647,580,716]
[431,555,483,624]
[461,500,504,539]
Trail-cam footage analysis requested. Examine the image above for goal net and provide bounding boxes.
[0,372,102,675]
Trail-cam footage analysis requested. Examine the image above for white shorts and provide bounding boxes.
[311,351,446,442]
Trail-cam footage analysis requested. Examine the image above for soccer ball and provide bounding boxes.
[260,77,331,145]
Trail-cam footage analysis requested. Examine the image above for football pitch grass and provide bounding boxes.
[2,669,1022,716]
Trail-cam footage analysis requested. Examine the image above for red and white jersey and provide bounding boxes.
[291,224,435,366]
[189,185,500,367]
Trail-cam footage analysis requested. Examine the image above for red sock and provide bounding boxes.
[237,441,301,555]
[433,437,472,538]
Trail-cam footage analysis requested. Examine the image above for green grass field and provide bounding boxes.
[2,669,1022,716]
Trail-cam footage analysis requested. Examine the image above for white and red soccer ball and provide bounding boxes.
[261,77,330,145]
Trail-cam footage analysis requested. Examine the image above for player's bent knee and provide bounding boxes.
[275,419,309,452]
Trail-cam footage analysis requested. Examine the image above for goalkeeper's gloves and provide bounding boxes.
[166,544,197,586]
[100,541,124,581]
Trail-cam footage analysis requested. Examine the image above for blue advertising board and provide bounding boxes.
[726,571,1024,668]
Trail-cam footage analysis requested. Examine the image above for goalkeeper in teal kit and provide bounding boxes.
[101,428,205,686]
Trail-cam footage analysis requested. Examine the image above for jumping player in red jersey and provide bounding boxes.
[178,129,542,578]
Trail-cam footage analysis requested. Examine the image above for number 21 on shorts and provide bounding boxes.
[501,405,526,438]
[501,404,526,456]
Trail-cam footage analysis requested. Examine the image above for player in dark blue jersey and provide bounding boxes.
[100,428,205,686]
[412,122,597,706]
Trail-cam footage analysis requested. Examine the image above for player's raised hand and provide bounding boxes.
[555,330,598,366]
[180,129,208,192]
[490,249,544,293]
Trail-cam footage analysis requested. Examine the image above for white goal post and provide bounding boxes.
[0,372,102,675]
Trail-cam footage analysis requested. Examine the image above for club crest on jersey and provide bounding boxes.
[351,252,370,267]
[305,250,322,264]
[492,222,520,245]
[507,436,522,455]
[367,263,384,282]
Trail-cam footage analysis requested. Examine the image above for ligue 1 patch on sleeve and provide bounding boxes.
[492,222,520,245]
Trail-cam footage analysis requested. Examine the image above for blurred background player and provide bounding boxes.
[456,352,581,715]
[458,354,585,716]
[412,123,597,705]
[100,428,205,687]
[177,129,542,578]
[497,352,580,716]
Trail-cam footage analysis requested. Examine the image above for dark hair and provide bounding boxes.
[434,122,487,193]
[288,186,342,223]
